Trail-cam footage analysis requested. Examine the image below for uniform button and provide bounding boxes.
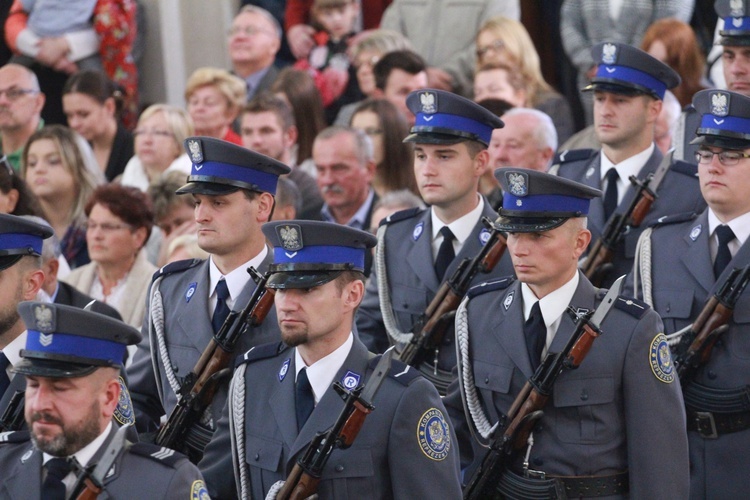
[535,425,543,433]
[403,303,409,309]
[533,457,544,466]
[580,390,588,401]
[254,454,259,461]
[708,371,717,380]
[666,303,671,313]
[173,365,179,373]
[715,339,724,347]
[484,377,489,384]
[335,465,344,472]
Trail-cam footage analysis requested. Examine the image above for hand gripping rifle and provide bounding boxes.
[673,265,750,383]
[463,276,624,500]
[155,267,275,460]
[69,424,130,499]
[398,217,507,387]
[582,149,674,287]
[274,348,394,500]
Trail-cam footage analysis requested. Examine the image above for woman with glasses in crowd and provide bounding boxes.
[184,67,246,145]
[21,125,102,269]
[119,104,194,191]
[62,184,156,330]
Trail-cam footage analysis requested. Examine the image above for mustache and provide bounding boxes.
[30,411,64,427]
[321,184,345,195]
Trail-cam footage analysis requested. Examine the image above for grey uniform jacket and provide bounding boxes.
[127,254,280,433]
[0,427,207,499]
[554,147,705,288]
[628,209,750,499]
[199,339,463,499]
[443,272,690,498]
[356,201,515,372]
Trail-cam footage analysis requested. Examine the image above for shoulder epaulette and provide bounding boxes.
[648,211,699,228]
[613,295,649,319]
[553,148,597,165]
[0,430,29,444]
[151,258,202,283]
[669,160,699,178]
[467,276,515,299]
[129,442,188,467]
[367,356,420,386]
[380,207,424,226]
[239,341,288,365]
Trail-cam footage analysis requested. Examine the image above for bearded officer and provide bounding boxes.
[444,168,689,498]
[199,220,462,499]
[0,302,208,499]
[630,89,750,498]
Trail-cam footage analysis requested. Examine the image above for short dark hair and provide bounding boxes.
[374,50,426,91]
[63,70,124,116]
[334,270,366,294]
[85,184,154,241]
[242,92,296,131]
[147,170,194,221]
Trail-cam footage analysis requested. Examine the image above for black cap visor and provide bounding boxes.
[719,35,750,47]
[582,80,653,99]
[690,131,750,151]
[0,254,23,271]
[403,128,486,146]
[267,270,344,289]
[13,357,102,378]
[492,214,572,233]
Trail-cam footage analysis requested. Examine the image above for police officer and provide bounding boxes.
[199,221,462,499]
[127,137,290,455]
[553,42,705,288]
[0,302,208,498]
[630,89,750,498]
[444,168,689,497]
[356,88,513,393]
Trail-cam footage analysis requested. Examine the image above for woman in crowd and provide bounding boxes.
[0,157,42,215]
[62,183,157,329]
[185,67,246,145]
[21,125,102,269]
[119,104,194,191]
[640,18,707,108]
[62,70,134,181]
[349,98,417,196]
[476,16,574,143]
[473,62,528,107]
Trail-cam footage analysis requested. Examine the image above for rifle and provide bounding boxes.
[0,390,25,432]
[155,266,275,461]
[275,348,394,500]
[673,265,750,382]
[582,148,674,287]
[463,276,624,500]
[397,216,507,389]
[69,424,130,499]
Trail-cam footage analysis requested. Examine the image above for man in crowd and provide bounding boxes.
[445,168,689,497]
[372,50,428,125]
[228,5,281,100]
[0,63,44,171]
[199,220,462,499]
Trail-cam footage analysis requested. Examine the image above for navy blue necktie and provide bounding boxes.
[42,457,72,499]
[524,302,546,372]
[714,225,735,279]
[603,168,619,221]
[0,352,10,398]
[295,368,315,431]
[434,226,456,281]
[211,279,230,333]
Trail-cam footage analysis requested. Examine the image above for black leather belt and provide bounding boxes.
[686,408,750,439]
[495,469,629,499]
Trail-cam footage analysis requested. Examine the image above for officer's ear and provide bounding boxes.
[341,278,365,312]
[646,97,662,125]
[256,191,275,223]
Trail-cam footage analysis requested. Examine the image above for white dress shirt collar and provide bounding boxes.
[294,333,354,404]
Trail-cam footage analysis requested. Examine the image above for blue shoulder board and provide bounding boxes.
[670,160,699,178]
[381,207,424,226]
[613,295,649,319]
[467,276,514,299]
[129,443,187,467]
[0,430,29,444]
[553,148,597,165]
[648,211,699,228]
[239,341,288,366]
[151,258,202,283]
[367,356,420,386]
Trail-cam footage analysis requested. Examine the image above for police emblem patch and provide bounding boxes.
[419,91,437,114]
[585,166,595,179]
[21,449,33,463]
[601,43,617,65]
[506,172,528,196]
[731,0,745,18]
[690,224,702,241]
[503,291,514,311]
[187,139,203,164]
[277,224,303,252]
[185,282,197,303]
[479,228,491,246]
[279,358,290,382]
[413,221,424,241]
[417,408,451,461]
[34,304,54,333]
[191,480,210,500]
[649,333,675,383]
[342,370,361,389]
[711,92,729,117]
[114,376,135,425]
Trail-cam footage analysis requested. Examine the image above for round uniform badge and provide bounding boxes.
[191,480,210,500]
[417,408,451,461]
[649,333,675,383]
[114,376,135,425]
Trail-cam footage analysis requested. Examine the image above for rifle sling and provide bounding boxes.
[496,469,629,499]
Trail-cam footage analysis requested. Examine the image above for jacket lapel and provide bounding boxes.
[406,210,440,292]
[548,275,597,355]
[269,354,299,452]
[680,212,714,296]
[4,445,42,499]
[491,281,535,378]
[175,261,214,351]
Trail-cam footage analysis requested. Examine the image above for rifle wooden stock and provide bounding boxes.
[74,478,102,500]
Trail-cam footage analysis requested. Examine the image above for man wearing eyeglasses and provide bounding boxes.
[629,89,750,499]
[228,5,281,101]
[0,64,44,172]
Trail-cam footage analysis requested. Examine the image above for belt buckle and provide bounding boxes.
[524,468,547,480]
[695,411,719,439]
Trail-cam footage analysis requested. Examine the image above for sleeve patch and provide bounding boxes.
[650,333,675,384]
[191,480,210,499]
[417,408,451,461]
[113,376,135,426]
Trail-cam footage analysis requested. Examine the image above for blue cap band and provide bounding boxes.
[0,233,43,254]
[413,113,493,144]
[25,330,125,365]
[503,193,591,215]
[191,160,279,194]
[595,64,667,99]
[722,16,750,33]
[273,245,365,270]
[700,114,750,135]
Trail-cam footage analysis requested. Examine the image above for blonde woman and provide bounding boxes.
[185,67,247,144]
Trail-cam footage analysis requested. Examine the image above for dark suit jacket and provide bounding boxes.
[54,281,123,320]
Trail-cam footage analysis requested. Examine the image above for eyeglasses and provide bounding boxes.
[133,128,173,138]
[0,87,38,101]
[476,39,505,59]
[227,26,271,37]
[360,127,383,136]
[85,221,132,233]
[355,55,380,70]
[695,150,750,166]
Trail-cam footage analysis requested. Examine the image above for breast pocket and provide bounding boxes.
[245,434,283,472]
[391,284,429,330]
[320,447,376,499]
[474,360,514,395]
[553,376,617,444]
[653,289,695,334]
[727,294,750,360]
